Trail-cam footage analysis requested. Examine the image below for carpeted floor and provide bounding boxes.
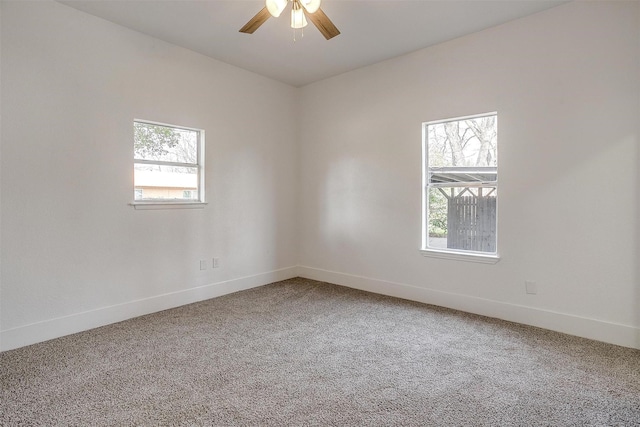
[1,277,639,426]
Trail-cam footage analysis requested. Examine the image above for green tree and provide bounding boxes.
[134,122,181,160]
[428,189,448,237]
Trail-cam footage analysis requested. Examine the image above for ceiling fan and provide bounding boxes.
[240,0,340,40]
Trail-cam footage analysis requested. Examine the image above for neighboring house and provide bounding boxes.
[134,169,198,200]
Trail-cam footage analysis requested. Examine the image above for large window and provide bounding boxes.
[133,120,204,205]
[422,113,498,259]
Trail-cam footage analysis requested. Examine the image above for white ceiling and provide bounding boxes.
[59,0,567,87]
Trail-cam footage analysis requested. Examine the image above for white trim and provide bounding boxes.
[131,202,207,210]
[423,111,498,127]
[133,118,203,133]
[297,266,640,350]
[5,265,637,352]
[0,267,298,352]
[198,129,205,203]
[420,248,500,264]
[134,159,198,168]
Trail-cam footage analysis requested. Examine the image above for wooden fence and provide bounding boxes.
[447,196,496,252]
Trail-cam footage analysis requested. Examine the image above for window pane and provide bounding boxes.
[134,122,198,164]
[423,113,497,255]
[428,186,497,253]
[134,164,198,201]
[427,115,497,168]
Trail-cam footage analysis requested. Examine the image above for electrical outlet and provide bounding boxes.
[200,260,207,271]
[212,258,220,268]
[525,280,537,295]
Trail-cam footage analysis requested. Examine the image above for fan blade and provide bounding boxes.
[304,8,340,40]
[240,7,271,34]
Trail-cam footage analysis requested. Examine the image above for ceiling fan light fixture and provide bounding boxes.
[240,0,339,40]
[265,0,287,18]
[301,0,321,14]
[291,5,308,29]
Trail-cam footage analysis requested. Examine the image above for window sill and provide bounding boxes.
[420,248,500,264]
[130,202,207,210]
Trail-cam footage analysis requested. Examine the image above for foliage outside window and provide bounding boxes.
[422,113,497,255]
[133,120,204,204]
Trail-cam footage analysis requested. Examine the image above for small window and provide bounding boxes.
[422,113,497,257]
[133,120,204,204]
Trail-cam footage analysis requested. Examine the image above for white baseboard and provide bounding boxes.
[297,266,640,350]
[4,266,638,352]
[0,266,298,352]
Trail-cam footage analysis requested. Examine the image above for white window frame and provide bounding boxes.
[421,112,500,264]
[131,119,206,210]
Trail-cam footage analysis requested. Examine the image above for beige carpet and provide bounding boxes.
[1,277,639,426]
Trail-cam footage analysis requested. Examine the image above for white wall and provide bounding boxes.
[2,1,639,352]
[0,1,298,350]
[298,1,640,348]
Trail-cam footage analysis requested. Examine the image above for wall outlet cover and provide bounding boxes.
[525,281,537,295]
